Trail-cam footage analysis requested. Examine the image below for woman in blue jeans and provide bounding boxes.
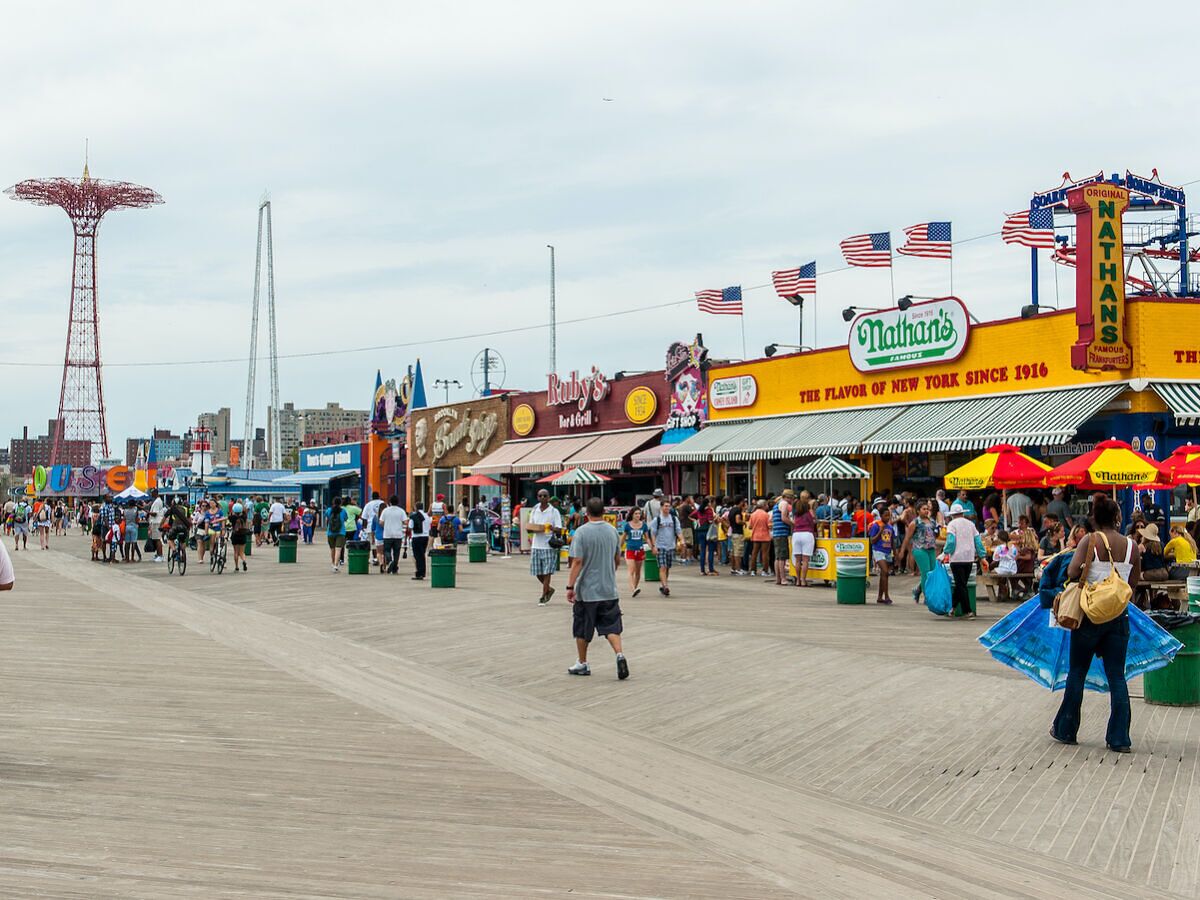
[1051,494,1140,753]
[694,498,716,575]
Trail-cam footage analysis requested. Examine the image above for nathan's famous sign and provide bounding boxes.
[1070,183,1132,371]
[848,297,970,373]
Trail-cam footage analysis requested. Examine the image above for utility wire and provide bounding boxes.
[0,187,1193,370]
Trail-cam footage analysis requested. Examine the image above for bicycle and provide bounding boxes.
[209,532,227,574]
[167,529,188,576]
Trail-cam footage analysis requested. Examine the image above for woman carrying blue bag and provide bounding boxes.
[978,497,1182,754]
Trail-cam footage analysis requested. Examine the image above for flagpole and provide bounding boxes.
[740,314,747,360]
[888,245,896,305]
[950,254,954,295]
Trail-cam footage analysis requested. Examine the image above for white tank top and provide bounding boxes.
[1086,533,1133,584]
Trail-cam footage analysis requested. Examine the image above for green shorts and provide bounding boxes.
[327,533,347,549]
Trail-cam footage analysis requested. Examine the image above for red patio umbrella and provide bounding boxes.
[1044,439,1168,492]
[449,474,504,487]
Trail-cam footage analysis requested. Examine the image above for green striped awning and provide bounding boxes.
[1153,382,1200,426]
[785,455,871,481]
[861,383,1127,454]
[663,406,906,463]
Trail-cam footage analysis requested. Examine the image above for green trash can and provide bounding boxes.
[1143,616,1200,707]
[1187,576,1200,614]
[642,552,660,583]
[278,533,298,564]
[137,523,149,542]
[467,531,487,563]
[243,533,252,557]
[835,557,867,605]
[430,547,457,588]
[346,539,370,575]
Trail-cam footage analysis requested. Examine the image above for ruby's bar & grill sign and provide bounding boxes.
[1070,183,1132,371]
[848,297,970,373]
[547,367,610,428]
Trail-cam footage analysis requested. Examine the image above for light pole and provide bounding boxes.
[547,245,556,375]
[434,378,462,404]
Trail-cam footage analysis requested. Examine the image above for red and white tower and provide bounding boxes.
[6,163,162,462]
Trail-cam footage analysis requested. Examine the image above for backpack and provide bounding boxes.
[438,516,456,545]
[13,505,27,523]
[327,507,345,534]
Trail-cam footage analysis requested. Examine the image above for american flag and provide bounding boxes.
[772,261,816,301]
[695,285,744,316]
[1002,208,1056,248]
[897,222,952,259]
[840,232,891,267]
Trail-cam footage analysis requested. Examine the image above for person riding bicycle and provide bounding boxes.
[165,497,190,560]
[208,499,227,554]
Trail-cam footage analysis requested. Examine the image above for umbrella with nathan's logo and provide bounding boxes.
[1044,438,1167,490]
[943,443,1051,491]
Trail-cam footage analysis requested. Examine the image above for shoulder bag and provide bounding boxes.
[1052,538,1087,630]
[1080,532,1132,624]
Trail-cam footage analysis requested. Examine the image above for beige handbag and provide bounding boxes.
[1053,561,1086,631]
[1080,532,1132,625]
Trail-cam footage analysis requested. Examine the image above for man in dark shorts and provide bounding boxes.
[564,497,628,680]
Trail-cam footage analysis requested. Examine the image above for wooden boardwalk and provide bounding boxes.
[3,537,1197,898]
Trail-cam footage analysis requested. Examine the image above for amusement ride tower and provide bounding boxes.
[6,162,162,462]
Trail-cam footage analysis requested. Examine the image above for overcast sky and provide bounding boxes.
[2,1,1197,456]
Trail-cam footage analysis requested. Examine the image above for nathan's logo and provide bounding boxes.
[1070,183,1132,371]
[848,298,970,373]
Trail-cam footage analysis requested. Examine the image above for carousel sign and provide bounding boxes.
[848,297,970,373]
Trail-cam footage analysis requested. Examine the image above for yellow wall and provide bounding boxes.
[708,299,1200,421]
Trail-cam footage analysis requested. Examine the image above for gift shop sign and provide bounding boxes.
[1070,183,1132,371]
[849,297,970,373]
[710,375,757,410]
[547,367,610,429]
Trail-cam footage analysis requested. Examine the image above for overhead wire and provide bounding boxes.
[1,181,1195,369]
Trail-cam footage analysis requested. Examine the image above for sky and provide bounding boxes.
[2,1,1198,456]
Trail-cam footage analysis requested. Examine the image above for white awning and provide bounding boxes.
[278,469,359,486]
[472,440,547,475]
[861,384,1127,454]
[1152,382,1200,425]
[631,443,671,468]
[563,427,661,471]
[510,434,602,474]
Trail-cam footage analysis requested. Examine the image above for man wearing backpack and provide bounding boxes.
[649,502,682,596]
[325,496,348,574]
[11,499,31,551]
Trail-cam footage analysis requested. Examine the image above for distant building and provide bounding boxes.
[271,402,368,461]
[125,429,185,466]
[302,425,367,447]
[10,419,91,472]
[196,407,232,464]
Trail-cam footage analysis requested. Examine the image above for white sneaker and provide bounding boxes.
[567,662,591,676]
[331,564,338,573]
[153,556,163,562]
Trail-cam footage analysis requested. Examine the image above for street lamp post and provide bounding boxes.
[434,379,462,404]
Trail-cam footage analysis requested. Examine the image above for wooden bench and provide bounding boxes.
[1133,579,1187,610]
[978,572,1037,602]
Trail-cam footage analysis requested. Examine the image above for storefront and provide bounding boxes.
[291,441,365,508]
[665,296,1200,518]
[406,394,508,510]
[472,364,672,505]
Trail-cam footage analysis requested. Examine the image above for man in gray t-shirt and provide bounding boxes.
[565,498,628,680]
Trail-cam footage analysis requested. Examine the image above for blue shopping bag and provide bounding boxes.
[925,563,953,616]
